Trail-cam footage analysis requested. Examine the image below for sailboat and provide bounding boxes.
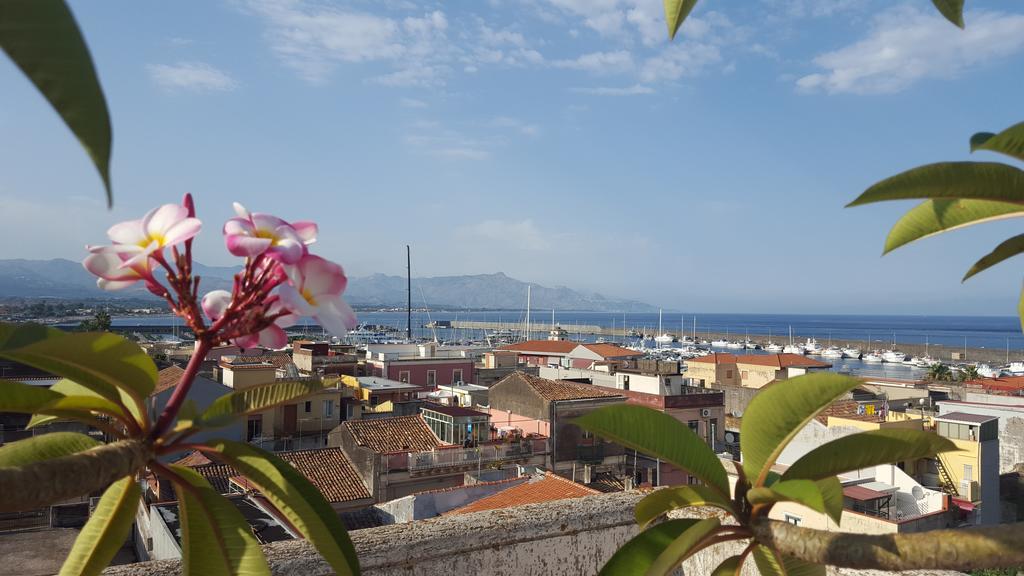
[822,329,843,358]
[711,327,730,348]
[782,326,804,355]
[654,309,674,347]
[765,327,784,353]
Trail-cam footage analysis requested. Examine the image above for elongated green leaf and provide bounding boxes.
[169,465,270,576]
[663,0,699,40]
[710,555,744,576]
[0,323,154,424]
[1019,284,1024,334]
[747,478,842,523]
[754,545,824,576]
[963,233,1024,281]
[576,404,729,496]
[741,373,861,485]
[649,518,721,576]
[884,199,1024,254]
[849,162,1024,207]
[0,0,113,203]
[0,431,100,467]
[931,0,965,28]
[58,476,138,576]
[635,486,735,529]
[205,440,359,575]
[971,122,1024,162]
[599,519,702,575]
[0,379,61,412]
[198,379,325,428]
[782,429,958,482]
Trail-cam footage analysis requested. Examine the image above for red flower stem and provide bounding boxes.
[149,336,213,441]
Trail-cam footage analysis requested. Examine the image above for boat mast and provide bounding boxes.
[525,285,531,341]
[406,245,412,341]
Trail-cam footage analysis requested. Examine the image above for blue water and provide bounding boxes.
[106,311,1024,352]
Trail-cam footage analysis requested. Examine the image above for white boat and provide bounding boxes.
[711,339,730,348]
[881,350,906,363]
[903,356,920,366]
[842,347,861,359]
[976,363,999,378]
[1006,361,1024,375]
[803,338,822,355]
[653,309,675,347]
[766,342,784,353]
[743,340,759,350]
[782,326,803,354]
[863,352,883,363]
[915,357,938,368]
[822,347,843,358]
[725,341,744,349]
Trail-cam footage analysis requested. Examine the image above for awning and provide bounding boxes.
[951,497,975,512]
[843,485,889,501]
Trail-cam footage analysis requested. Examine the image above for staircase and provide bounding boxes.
[935,457,959,497]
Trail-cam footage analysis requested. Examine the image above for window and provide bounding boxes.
[623,375,630,390]
[345,403,354,420]
[784,514,802,526]
[304,401,312,413]
[323,400,334,418]
[399,371,410,383]
[247,416,263,441]
[726,370,733,379]
[427,370,437,386]
[687,420,699,435]
[963,464,973,483]
[687,475,700,485]
[452,369,463,384]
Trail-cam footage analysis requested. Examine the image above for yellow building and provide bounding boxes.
[684,353,830,389]
[931,412,1000,524]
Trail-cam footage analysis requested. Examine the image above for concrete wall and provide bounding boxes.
[149,506,182,561]
[938,401,1024,473]
[375,478,530,523]
[105,491,963,576]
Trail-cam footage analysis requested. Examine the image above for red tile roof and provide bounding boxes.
[344,415,444,453]
[498,340,578,355]
[687,353,738,364]
[155,365,186,394]
[581,343,644,359]
[505,372,624,401]
[735,354,831,369]
[815,400,884,425]
[445,472,599,515]
[963,375,1024,392]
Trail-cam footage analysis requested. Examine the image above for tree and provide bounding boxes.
[927,362,952,382]
[959,364,982,382]
[79,310,111,332]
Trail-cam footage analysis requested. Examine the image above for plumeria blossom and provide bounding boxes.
[104,204,201,268]
[201,290,297,349]
[278,254,357,337]
[223,203,317,264]
[83,246,152,291]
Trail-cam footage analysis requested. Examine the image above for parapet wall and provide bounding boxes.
[104,491,963,576]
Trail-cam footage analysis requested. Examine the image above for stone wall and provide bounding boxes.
[104,491,963,576]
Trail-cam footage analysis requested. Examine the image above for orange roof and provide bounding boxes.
[344,415,445,453]
[502,372,624,401]
[687,353,738,364]
[445,472,599,515]
[581,343,643,359]
[498,340,578,355]
[963,375,1024,392]
[735,354,831,369]
[155,365,186,394]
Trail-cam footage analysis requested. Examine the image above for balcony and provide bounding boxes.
[408,442,537,474]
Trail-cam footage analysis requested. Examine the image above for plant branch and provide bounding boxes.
[752,518,1024,571]
[0,439,149,513]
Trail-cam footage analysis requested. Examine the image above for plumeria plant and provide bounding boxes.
[0,195,360,576]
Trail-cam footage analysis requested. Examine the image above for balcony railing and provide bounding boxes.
[408,442,535,472]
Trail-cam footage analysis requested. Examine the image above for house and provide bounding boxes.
[420,403,490,446]
[364,343,476,389]
[291,340,359,376]
[432,382,489,407]
[497,340,643,369]
[937,397,1024,474]
[476,350,537,387]
[931,412,1000,525]
[151,366,243,451]
[685,353,830,388]
[486,372,626,475]
[539,359,690,396]
[340,375,423,417]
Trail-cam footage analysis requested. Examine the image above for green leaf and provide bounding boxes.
[709,555,744,576]
[963,233,1024,281]
[883,199,1024,254]
[741,372,861,485]
[169,465,271,576]
[649,518,721,576]
[931,0,965,28]
[971,122,1024,162]
[635,486,735,529]
[598,519,702,576]
[663,0,699,40]
[0,379,61,412]
[204,440,359,576]
[198,379,325,428]
[0,323,155,425]
[782,429,959,482]
[58,476,139,576]
[747,478,842,524]
[575,404,729,496]
[0,0,113,203]
[0,431,100,468]
[848,162,1024,207]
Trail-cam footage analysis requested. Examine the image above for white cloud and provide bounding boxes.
[638,43,721,83]
[571,84,654,96]
[399,97,429,108]
[796,7,1024,94]
[405,132,492,160]
[457,219,550,250]
[490,116,540,136]
[147,62,237,92]
[552,50,633,74]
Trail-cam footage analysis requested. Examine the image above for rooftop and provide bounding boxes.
[155,496,294,546]
[510,372,624,401]
[444,472,599,515]
[580,343,643,359]
[498,340,578,355]
[356,376,422,391]
[344,415,445,453]
[936,411,998,425]
[155,365,185,394]
[421,402,490,418]
[963,375,1024,392]
[687,352,738,364]
[690,353,829,368]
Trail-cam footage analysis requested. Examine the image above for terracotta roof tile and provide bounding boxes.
[963,375,1024,392]
[445,472,599,515]
[498,340,578,355]
[182,448,371,504]
[155,365,186,394]
[687,353,738,364]
[344,415,444,453]
[581,343,644,359]
[506,372,624,401]
[735,354,831,369]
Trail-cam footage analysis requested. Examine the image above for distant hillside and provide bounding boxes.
[0,259,655,312]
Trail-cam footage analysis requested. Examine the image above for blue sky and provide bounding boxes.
[2,0,1024,315]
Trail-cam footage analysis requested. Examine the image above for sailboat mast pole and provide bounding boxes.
[525,286,531,341]
[406,245,412,341]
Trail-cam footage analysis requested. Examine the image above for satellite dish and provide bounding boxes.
[912,485,924,500]
[725,432,736,443]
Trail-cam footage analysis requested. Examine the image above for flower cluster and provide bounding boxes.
[83,195,356,349]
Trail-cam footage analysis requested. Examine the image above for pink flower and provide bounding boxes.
[223,203,317,264]
[104,204,202,268]
[202,290,298,350]
[278,255,357,336]
[83,246,151,290]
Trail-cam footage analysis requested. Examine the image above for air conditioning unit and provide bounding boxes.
[700,408,712,418]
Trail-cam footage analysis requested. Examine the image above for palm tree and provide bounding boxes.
[927,363,952,381]
[959,365,981,382]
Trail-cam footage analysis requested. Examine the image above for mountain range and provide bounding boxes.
[0,259,655,312]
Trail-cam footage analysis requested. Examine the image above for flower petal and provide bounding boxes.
[258,325,288,349]
[251,213,288,233]
[233,202,249,219]
[161,217,202,246]
[298,255,346,297]
[201,290,232,321]
[291,221,318,244]
[84,250,141,281]
[107,219,147,245]
[277,284,315,317]
[226,235,273,258]
[145,204,188,236]
[315,297,357,336]
[270,237,304,264]
[97,278,137,290]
